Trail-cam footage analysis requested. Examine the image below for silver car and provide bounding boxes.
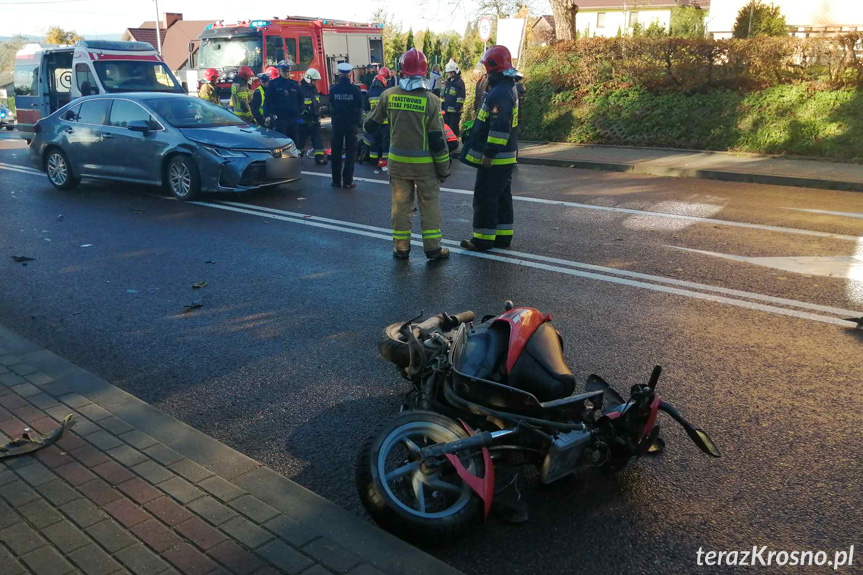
[29,93,301,200]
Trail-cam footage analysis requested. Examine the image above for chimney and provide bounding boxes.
[161,12,183,30]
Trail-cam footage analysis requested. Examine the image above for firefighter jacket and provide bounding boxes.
[299,80,322,124]
[442,75,465,115]
[364,86,450,180]
[460,76,518,168]
[363,80,388,124]
[264,76,302,119]
[198,83,220,105]
[230,80,253,120]
[329,76,363,127]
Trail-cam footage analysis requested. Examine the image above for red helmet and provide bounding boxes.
[204,68,219,82]
[373,74,386,86]
[265,66,280,80]
[237,66,254,80]
[399,48,428,77]
[480,45,514,74]
[379,67,390,77]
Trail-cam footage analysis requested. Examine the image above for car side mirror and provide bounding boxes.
[127,120,150,134]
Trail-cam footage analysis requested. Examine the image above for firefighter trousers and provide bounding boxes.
[391,177,443,254]
[331,123,358,186]
[297,122,326,163]
[472,165,514,249]
[371,126,390,163]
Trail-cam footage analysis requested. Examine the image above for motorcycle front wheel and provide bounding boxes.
[356,411,484,543]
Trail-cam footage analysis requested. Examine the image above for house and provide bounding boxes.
[121,13,212,87]
[0,71,13,106]
[575,0,710,38]
[530,15,556,45]
[707,0,863,38]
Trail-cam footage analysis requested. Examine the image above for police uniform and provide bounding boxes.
[460,75,518,250]
[329,65,363,187]
[442,73,465,137]
[363,78,389,165]
[297,79,326,164]
[264,73,303,142]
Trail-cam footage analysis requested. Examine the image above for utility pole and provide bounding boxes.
[154,0,162,55]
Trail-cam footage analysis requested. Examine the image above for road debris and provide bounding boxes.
[57,215,64,221]
[204,260,216,264]
[191,281,207,289]
[126,289,139,294]
[0,415,76,459]
[11,256,35,263]
[183,301,203,313]
[80,244,93,248]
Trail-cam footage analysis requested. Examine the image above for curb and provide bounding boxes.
[0,323,464,575]
[517,156,863,193]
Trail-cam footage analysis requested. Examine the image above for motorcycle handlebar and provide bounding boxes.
[414,311,475,333]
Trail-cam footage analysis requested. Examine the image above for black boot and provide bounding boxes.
[460,239,491,252]
[425,247,450,260]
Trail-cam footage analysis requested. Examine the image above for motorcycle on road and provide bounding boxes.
[356,302,720,541]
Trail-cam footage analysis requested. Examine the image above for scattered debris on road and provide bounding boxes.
[11,256,35,263]
[191,281,207,289]
[130,209,145,214]
[204,260,216,264]
[183,301,203,313]
[0,415,76,459]
[80,244,93,248]
[127,289,139,294]
[56,214,64,221]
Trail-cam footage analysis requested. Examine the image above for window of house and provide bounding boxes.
[629,11,640,26]
[266,36,285,66]
[299,36,315,68]
[75,63,98,96]
[597,13,607,28]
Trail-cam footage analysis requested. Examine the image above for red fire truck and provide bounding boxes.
[196,16,383,111]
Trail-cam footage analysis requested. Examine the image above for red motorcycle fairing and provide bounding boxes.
[445,420,495,520]
[492,307,552,374]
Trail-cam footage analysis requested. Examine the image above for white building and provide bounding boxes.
[707,0,863,38]
[575,0,709,38]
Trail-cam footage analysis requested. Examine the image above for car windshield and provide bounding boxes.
[199,36,263,69]
[93,61,182,93]
[147,97,245,128]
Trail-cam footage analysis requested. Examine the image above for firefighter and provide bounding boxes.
[264,60,303,142]
[363,73,389,171]
[230,66,255,123]
[364,48,451,261]
[442,59,465,137]
[459,45,519,252]
[380,66,395,88]
[198,68,221,105]
[329,62,363,188]
[297,68,326,165]
[251,73,269,126]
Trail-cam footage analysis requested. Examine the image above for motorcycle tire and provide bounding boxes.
[356,411,484,543]
[378,322,411,368]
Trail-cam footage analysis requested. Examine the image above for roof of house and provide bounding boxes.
[123,19,211,70]
[0,71,14,88]
[574,0,709,9]
[531,15,555,30]
[123,27,167,51]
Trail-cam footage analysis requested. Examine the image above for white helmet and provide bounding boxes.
[304,68,321,82]
[444,60,460,74]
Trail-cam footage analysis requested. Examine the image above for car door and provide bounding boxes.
[100,99,165,182]
[62,99,109,176]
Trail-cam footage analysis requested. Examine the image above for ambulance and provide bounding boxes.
[14,40,184,142]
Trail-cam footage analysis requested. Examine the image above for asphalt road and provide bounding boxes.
[1,128,861,574]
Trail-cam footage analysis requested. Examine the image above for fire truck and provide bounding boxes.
[196,16,383,111]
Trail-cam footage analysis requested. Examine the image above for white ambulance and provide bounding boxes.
[14,40,184,142]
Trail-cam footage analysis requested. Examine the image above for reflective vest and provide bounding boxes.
[255,85,266,117]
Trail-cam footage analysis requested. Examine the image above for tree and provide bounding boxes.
[0,35,28,73]
[732,1,788,39]
[371,8,404,67]
[405,29,415,50]
[669,6,706,39]
[44,26,82,45]
[551,0,578,41]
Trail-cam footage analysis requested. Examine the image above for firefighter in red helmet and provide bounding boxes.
[364,48,450,260]
[198,68,221,105]
[459,45,519,251]
[230,66,255,123]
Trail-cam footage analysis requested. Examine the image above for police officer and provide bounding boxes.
[363,73,389,170]
[329,62,362,189]
[264,60,302,142]
[198,68,221,105]
[230,66,254,123]
[251,73,269,126]
[365,48,451,260]
[442,60,465,137]
[297,68,326,165]
[459,45,519,252]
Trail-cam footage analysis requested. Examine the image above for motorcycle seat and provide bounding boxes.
[506,322,575,402]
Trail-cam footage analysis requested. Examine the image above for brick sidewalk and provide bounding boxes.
[0,328,462,575]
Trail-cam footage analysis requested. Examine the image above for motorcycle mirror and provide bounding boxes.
[688,427,721,458]
[504,300,514,311]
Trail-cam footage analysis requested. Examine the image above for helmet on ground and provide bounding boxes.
[237,66,254,80]
[304,68,322,82]
[204,68,219,82]
[480,45,514,74]
[265,66,280,79]
[399,48,428,77]
[444,60,460,74]
[337,62,353,74]
[276,59,293,70]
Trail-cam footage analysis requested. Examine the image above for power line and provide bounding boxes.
[0,0,93,4]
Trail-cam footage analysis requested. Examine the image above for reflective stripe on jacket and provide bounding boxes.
[442,76,465,114]
[230,82,253,119]
[460,76,518,168]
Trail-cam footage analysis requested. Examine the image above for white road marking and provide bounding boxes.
[783,207,863,219]
[0,162,41,176]
[671,246,863,281]
[300,170,861,242]
[223,200,861,318]
[203,200,858,328]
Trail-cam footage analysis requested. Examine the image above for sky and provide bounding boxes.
[0,0,537,39]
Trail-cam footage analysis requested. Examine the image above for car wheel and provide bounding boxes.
[45,149,81,190]
[165,155,201,201]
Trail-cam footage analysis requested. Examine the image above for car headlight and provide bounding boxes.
[282,142,299,158]
[202,145,247,158]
